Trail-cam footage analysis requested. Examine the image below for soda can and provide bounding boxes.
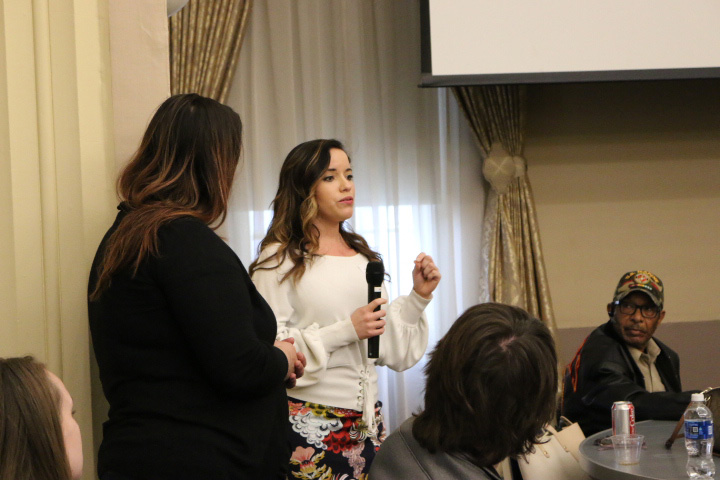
[612,401,636,435]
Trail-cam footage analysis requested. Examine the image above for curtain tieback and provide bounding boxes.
[483,145,526,194]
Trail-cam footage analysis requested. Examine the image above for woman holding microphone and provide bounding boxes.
[250,139,440,478]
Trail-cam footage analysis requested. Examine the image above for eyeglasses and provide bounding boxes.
[614,301,661,319]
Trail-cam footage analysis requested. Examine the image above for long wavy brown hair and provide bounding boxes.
[0,356,72,480]
[249,139,380,282]
[89,94,242,300]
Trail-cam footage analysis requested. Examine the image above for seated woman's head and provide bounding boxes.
[413,302,557,467]
[0,356,83,480]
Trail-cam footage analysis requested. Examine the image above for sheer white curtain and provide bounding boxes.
[224,0,485,430]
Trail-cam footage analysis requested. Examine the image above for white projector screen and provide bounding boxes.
[420,0,720,86]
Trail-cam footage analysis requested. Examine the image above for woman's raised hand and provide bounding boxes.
[412,253,441,299]
[351,297,387,340]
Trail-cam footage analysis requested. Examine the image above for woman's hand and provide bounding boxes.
[274,338,307,388]
[351,297,387,340]
[412,253,441,299]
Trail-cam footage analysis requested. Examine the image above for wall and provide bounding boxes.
[525,79,720,388]
[526,79,720,329]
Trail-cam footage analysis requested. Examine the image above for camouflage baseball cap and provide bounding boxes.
[612,270,664,307]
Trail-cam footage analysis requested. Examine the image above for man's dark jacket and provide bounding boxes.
[561,320,692,436]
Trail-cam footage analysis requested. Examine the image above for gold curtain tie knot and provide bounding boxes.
[483,144,526,194]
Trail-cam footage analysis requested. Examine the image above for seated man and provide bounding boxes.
[562,270,695,435]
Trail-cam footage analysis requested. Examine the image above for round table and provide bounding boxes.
[579,420,695,480]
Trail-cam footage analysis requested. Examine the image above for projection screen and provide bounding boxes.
[420,0,720,86]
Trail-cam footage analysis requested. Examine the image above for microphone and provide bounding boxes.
[366,261,384,359]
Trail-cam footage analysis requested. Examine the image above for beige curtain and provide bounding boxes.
[1,1,117,478]
[169,0,253,102]
[453,85,556,332]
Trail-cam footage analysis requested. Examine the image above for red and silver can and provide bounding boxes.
[612,401,636,435]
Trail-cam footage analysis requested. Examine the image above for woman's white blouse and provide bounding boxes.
[251,244,430,435]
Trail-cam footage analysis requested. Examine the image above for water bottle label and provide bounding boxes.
[685,419,714,440]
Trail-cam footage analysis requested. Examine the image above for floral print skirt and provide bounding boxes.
[287,397,386,480]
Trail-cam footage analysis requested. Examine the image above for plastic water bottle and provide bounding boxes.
[684,392,715,479]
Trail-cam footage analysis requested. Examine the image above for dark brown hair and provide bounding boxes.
[89,94,242,300]
[412,303,558,468]
[249,139,380,282]
[0,356,71,480]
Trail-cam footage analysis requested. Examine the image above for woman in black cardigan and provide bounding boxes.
[88,94,305,480]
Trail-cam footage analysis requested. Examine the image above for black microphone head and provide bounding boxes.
[366,261,384,286]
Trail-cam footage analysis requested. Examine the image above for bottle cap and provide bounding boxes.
[691,393,705,402]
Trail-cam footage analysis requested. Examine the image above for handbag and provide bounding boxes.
[518,418,591,480]
[665,387,720,456]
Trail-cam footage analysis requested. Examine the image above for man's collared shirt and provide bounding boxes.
[629,339,666,393]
